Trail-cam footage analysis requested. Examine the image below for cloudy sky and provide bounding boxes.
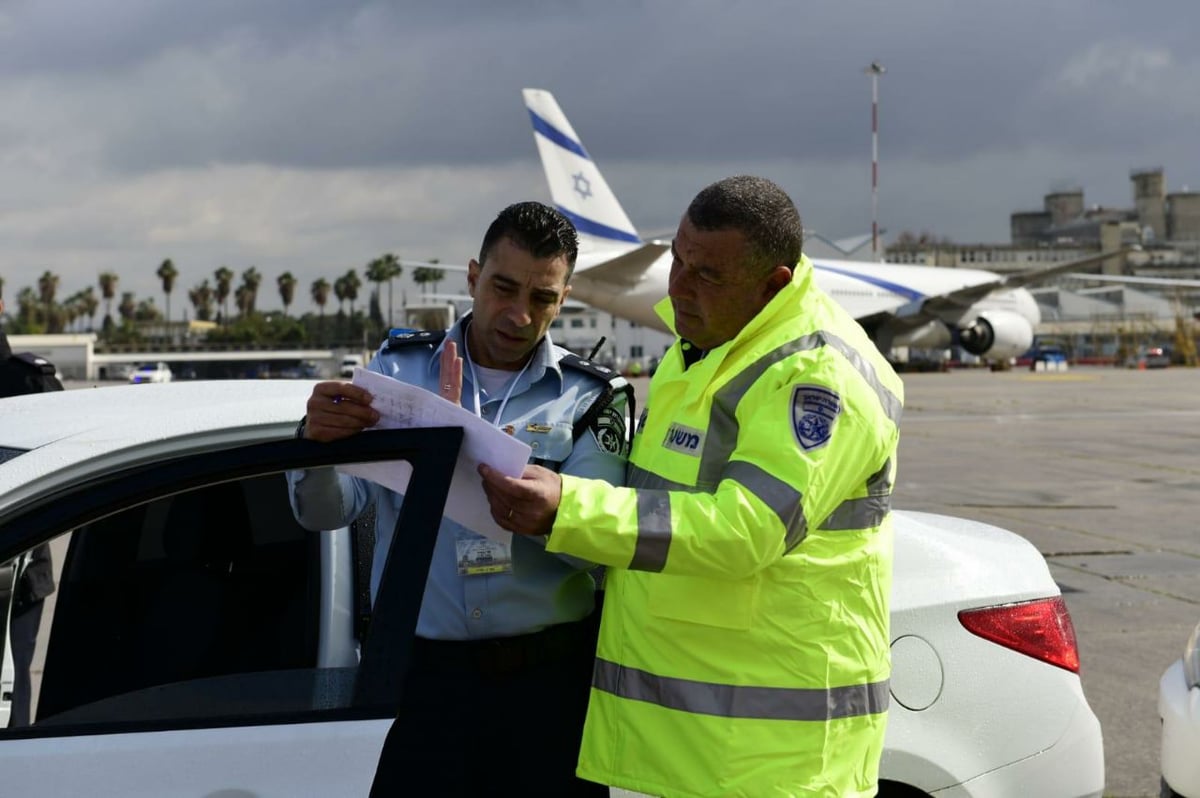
[1,0,1197,317]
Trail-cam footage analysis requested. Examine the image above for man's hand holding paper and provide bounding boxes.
[338,362,530,543]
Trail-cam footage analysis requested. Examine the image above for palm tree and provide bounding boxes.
[214,266,234,323]
[333,276,348,315]
[333,275,350,339]
[277,271,298,317]
[37,271,60,332]
[311,277,331,337]
[118,292,136,324]
[62,292,82,332]
[341,268,361,318]
[240,267,262,317]
[365,253,403,328]
[235,285,253,318]
[99,271,119,327]
[189,280,216,321]
[413,261,446,297]
[17,287,38,326]
[80,286,99,331]
[135,298,162,322]
[156,258,179,323]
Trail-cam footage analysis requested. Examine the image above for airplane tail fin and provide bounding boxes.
[522,88,642,250]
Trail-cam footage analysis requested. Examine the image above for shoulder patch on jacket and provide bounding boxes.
[383,328,446,352]
[791,385,840,451]
[559,352,633,454]
[590,401,629,456]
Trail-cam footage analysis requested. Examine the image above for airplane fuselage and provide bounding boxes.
[569,250,1041,357]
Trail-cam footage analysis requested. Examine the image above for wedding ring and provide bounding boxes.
[506,508,514,520]
[332,395,344,405]
[443,384,452,391]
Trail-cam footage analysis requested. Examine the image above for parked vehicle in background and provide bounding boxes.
[339,354,365,378]
[128,362,173,384]
[1125,346,1171,369]
[1028,344,1069,372]
[1159,620,1200,797]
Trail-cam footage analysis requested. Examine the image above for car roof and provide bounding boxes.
[0,381,316,503]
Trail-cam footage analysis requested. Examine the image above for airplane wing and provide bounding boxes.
[903,249,1130,322]
[416,291,592,310]
[576,241,671,288]
[1061,272,1200,288]
[401,259,461,271]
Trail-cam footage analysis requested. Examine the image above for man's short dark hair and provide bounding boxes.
[686,176,803,273]
[479,201,579,277]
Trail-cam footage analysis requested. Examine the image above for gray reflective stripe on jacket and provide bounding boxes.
[821,459,893,531]
[594,658,889,721]
[626,330,902,569]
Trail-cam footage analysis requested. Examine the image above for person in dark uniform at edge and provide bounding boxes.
[0,298,63,397]
[287,203,629,796]
[0,297,62,727]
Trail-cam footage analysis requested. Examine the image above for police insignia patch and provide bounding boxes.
[792,385,841,451]
[590,403,629,456]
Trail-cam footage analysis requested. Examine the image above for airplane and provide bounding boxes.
[522,87,1126,362]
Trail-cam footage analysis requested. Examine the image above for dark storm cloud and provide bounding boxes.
[4,0,1197,179]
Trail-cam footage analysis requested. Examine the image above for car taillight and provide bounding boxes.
[958,596,1081,673]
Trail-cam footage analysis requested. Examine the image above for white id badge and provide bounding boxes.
[455,533,513,576]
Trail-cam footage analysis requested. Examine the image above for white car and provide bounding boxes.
[339,354,364,378]
[127,362,173,384]
[0,382,1104,797]
[1159,622,1200,796]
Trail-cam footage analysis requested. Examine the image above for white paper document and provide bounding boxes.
[337,367,531,543]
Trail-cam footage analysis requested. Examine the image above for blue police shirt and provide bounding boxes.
[288,317,627,640]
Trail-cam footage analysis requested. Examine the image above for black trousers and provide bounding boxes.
[8,600,43,728]
[370,616,607,797]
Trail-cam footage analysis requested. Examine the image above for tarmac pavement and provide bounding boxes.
[893,365,1199,797]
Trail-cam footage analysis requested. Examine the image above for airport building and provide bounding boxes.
[886,167,1200,278]
[883,166,1200,363]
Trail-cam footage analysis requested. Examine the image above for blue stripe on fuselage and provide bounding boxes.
[528,109,589,159]
[557,206,642,244]
[812,262,925,302]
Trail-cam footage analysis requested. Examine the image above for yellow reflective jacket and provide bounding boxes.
[547,257,904,797]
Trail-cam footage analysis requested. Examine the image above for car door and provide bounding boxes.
[0,427,462,797]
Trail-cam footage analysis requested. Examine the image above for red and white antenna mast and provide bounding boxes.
[865,60,886,260]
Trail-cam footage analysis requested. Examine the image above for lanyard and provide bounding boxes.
[462,336,533,428]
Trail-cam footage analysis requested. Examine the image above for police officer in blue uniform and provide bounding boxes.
[288,202,627,796]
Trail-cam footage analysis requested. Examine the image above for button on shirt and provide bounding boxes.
[288,319,627,640]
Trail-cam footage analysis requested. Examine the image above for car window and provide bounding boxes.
[22,475,329,728]
[0,427,462,738]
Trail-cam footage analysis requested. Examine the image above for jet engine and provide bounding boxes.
[957,310,1034,360]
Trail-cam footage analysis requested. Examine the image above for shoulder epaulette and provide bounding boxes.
[558,352,624,386]
[383,329,447,351]
[14,352,57,376]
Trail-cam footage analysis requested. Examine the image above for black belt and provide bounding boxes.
[410,618,595,676]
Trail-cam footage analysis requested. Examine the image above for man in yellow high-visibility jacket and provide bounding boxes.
[480,175,904,797]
